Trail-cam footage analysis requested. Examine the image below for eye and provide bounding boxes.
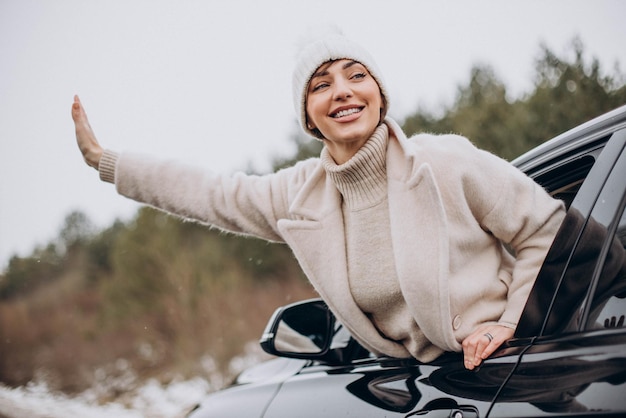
[311,82,330,93]
[351,72,367,80]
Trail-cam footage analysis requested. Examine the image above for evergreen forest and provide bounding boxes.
[1,38,625,399]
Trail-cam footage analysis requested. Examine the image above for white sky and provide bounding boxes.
[1,0,625,270]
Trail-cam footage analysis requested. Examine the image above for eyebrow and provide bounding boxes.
[311,60,359,79]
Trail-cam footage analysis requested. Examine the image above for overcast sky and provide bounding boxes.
[1,0,625,270]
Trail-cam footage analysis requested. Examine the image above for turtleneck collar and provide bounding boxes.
[321,124,389,210]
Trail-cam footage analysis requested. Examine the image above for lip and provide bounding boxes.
[329,105,364,121]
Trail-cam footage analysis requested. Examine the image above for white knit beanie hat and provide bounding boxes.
[292,27,390,139]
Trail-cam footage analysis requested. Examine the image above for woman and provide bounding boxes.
[72,30,565,370]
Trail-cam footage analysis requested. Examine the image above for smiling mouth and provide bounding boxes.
[331,107,363,118]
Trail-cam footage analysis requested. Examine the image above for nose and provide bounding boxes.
[332,78,353,101]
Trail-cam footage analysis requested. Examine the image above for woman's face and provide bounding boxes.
[305,59,383,163]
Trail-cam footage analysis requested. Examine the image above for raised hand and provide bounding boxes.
[71,95,103,169]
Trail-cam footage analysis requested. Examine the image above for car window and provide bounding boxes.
[546,136,626,335]
[539,154,597,209]
[585,181,626,331]
[517,129,626,338]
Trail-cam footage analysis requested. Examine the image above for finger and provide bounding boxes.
[72,95,91,127]
[72,95,82,119]
[462,338,475,359]
[474,334,492,364]
[463,356,475,370]
[480,327,514,359]
[462,337,481,370]
[72,98,93,136]
[480,339,496,360]
[462,350,474,369]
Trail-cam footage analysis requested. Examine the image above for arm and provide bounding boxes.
[70,96,307,242]
[111,151,293,242]
[454,142,565,369]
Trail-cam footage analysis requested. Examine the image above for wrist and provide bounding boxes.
[85,147,103,169]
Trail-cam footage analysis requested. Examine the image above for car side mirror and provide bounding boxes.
[260,298,335,359]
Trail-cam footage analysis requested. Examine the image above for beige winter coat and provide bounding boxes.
[100,118,565,360]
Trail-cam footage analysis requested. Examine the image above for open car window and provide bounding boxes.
[516,129,626,338]
[530,137,607,208]
[539,153,597,209]
[548,130,626,335]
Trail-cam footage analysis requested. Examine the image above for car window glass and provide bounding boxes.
[553,141,626,334]
[541,154,596,208]
[586,202,626,331]
[515,149,604,337]
[517,130,626,338]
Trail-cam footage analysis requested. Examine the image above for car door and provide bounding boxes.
[262,353,511,418]
[489,128,626,417]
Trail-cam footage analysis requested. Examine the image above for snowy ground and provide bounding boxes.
[0,378,205,418]
[0,342,268,418]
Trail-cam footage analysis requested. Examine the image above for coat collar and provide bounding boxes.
[287,118,416,218]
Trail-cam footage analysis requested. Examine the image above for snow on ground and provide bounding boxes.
[0,377,208,418]
[0,342,269,418]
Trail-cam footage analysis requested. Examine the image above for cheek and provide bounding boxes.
[370,86,384,109]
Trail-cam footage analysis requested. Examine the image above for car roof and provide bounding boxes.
[512,104,626,174]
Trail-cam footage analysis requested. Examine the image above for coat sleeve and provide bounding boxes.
[458,142,566,327]
[98,149,317,243]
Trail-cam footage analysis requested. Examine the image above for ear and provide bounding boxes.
[379,94,388,121]
[306,115,316,130]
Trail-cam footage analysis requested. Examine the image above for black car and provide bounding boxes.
[188,105,626,417]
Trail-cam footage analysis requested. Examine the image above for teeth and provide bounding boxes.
[333,108,361,118]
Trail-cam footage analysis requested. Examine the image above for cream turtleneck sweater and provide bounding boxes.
[321,124,440,359]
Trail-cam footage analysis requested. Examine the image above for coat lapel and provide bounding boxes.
[277,163,411,356]
[386,120,456,350]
